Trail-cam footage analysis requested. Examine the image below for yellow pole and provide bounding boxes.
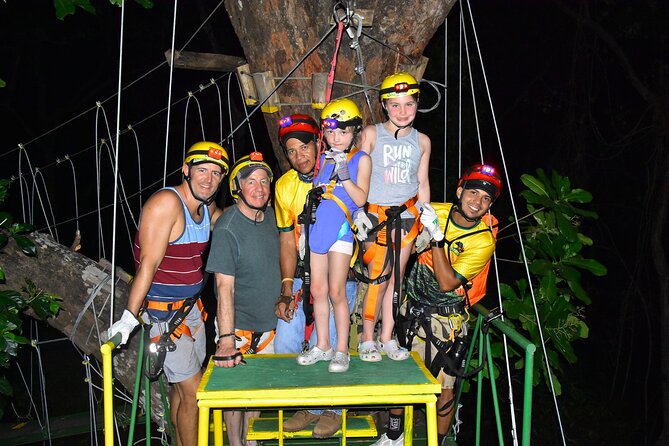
[101,335,120,446]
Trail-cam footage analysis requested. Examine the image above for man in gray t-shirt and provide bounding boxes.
[205,152,280,446]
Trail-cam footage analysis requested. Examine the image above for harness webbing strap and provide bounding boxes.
[235,329,275,354]
[362,196,420,321]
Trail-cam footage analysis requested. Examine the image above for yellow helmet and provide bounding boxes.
[184,141,230,175]
[228,151,274,200]
[379,72,420,101]
[320,98,363,130]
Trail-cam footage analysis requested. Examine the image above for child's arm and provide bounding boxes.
[358,125,377,155]
[342,153,371,207]
[417,132,432,205]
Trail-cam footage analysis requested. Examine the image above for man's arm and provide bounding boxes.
[127,190,181,315]
[430,246,464,292]
[213,272,242,367]
[275,231,298,322]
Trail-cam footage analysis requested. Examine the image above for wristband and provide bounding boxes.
[281,277,294,284]
[430,239,446,248]
[219,332,236,339]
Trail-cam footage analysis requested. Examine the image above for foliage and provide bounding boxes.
[53,0,154,21]
[0,179,61,420]
[495,169,606,395]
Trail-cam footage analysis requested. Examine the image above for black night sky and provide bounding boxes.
[1,1,667,445]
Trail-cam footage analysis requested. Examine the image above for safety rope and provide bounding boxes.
[33,169,58,242]
[181,91,207,160]
[312,18,346,179]
[162,0,179,188]
[109,0,127,328]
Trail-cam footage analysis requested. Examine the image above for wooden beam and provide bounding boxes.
[164,49,247,72]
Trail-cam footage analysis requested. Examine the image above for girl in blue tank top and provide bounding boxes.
[296,98,371,373]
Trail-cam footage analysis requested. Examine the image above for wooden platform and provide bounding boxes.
[197,352,441,446]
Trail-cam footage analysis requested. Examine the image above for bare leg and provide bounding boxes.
[171,371,202,446]
[437,388,455,436]
[243,410,261,446]
[378,242,413,343]
[310,252,332,351]
[360,241,391,343]
[224,410,244,446]
[327,251,352,353]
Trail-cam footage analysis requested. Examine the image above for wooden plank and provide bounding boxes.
[164,49,246,72]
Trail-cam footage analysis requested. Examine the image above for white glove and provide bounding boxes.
[353,210,374,241]
[298,227,306,260]
[107,309,140,346]
[325,149,350,181]
[420,203,444,242]
[414,229,431,253]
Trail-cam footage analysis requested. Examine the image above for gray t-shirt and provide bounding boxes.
[367,123,422,207]
[206,205,280,332]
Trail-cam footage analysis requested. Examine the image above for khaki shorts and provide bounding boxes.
[410,312,468,389]
[144,305,207,383]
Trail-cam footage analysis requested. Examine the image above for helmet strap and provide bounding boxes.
[234,177,269,213]
[387,115,414,140]
[185,162,221,215]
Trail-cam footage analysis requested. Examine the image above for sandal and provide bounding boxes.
[357,341,382,362]
[377,339,410,361]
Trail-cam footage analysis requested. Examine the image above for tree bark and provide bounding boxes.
[1,232,167,426]
[222,0,456,171]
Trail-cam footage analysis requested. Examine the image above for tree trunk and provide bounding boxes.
[1,232,166,425]
[222,0,456,171]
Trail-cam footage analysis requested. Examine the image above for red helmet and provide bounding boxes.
[458,164,503,200]
[278,114,319,146]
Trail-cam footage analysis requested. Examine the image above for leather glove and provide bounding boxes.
[298,227,306,260]
[420,203,444,242]
[414,229,431,253]
[107,309,140,346]
[326,149,350,182]
[353,210,374,241]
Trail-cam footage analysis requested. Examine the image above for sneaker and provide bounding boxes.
[283,410,321,432]
[358,340,382,362]
[313,410,343,438]
[370,432,404,445]
[328,351,350,373]
[297,346,334,365]
[376,339,410,361]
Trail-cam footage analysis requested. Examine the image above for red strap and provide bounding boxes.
[313,19,346,179]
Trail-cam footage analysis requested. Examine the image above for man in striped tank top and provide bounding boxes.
[108,141,228,446]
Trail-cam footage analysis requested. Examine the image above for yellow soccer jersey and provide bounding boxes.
[407,202,497,307]
[274,169,313,245]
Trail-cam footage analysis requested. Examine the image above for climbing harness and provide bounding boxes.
[143,295,207,381]
[355,196,421,323]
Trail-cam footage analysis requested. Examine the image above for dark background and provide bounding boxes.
[1,1,665,444]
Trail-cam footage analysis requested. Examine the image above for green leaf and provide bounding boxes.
[13,236,36,257]
[0,290,25,311]
[555,211,578,243]
[564,188,593,204]
[499,283,518,300]
[10,223,34,235]
[563,257,607,276]
[54,0,96,20]
[0,267,4,282]
[520,174,549,198]
[567,280,592,304]
[0,78,6,88]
